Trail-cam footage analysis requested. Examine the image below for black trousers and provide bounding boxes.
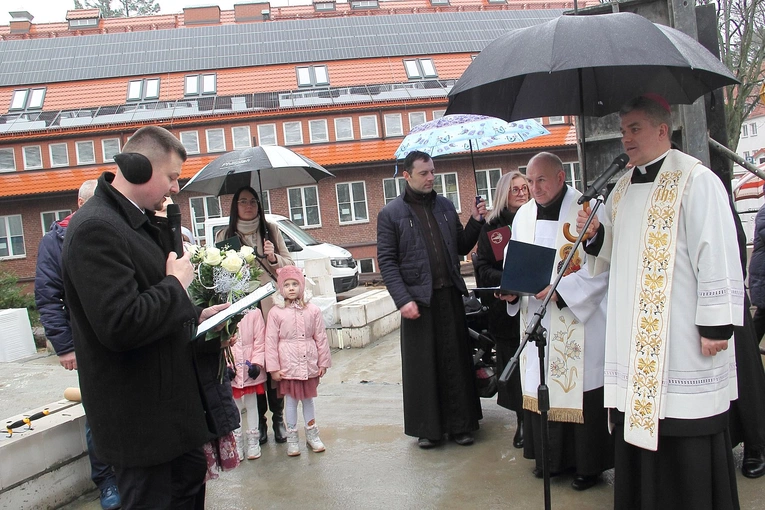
[113,447,207,510]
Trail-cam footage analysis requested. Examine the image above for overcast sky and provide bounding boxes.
[1,0,314,25]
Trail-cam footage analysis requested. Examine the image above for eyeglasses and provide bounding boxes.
[237,199,259,207]
[511,185,529,195]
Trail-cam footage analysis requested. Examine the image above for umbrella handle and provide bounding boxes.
[562,202,591,243]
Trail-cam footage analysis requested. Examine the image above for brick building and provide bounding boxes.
[0,1,587,283]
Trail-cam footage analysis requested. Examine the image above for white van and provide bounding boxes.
[204,214,360,293]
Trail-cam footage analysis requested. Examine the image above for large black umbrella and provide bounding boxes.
[446,12,739,121]
[182,145,334,196]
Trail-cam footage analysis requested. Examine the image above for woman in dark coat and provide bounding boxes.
[474,171,530,448]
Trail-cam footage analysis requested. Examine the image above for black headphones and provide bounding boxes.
[113,152,153,184]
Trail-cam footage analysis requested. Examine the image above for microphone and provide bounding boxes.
[167,203,184,258]
[577,153,630,205]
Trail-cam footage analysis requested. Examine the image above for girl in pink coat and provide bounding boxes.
[231,308,267,461]
[266,266,331,456]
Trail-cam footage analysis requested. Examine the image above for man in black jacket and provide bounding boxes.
[377,150,486,448]
[62,126,227,509]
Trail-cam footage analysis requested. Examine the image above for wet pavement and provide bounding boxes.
[3,327,765,509]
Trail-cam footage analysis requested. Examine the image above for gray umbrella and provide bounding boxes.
[182,145,334,196]
[446,12,739,121]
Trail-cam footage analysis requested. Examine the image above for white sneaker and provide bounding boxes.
[246,429,261,460]
[305,424,326,453]
[286,427,301,456]
[233,428,245,462]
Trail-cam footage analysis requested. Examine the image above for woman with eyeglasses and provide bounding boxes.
[473,171,529,449]
[215,186,294,449]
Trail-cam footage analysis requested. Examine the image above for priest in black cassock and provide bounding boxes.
[377,150,486,449]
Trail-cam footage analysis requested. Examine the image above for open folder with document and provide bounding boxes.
[474,239,556,296]
[194,281,276,340]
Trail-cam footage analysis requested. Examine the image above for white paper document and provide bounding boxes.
[194,281,276,339]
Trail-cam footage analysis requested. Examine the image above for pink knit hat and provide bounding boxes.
[276,266,305,297]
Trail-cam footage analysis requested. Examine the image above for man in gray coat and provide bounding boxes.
[377,150,486,448]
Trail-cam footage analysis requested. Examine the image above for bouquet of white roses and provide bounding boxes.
[188,243,264,380]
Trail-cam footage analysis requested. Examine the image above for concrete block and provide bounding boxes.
[303,257,332,277]
[310,275,335,297]
[338,290,397,328]
[327,311,400,349]
[0,401,85,491]
[0,401,90,509]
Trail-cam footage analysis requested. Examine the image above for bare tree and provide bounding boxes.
[699,0,765,150]
[72,0,160,18]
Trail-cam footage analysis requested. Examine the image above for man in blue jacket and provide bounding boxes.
[377,150,486,448]
[34,179,121,510]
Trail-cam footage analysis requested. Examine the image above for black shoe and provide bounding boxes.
[452,432,474,446]
[257,393,268,444]
[258,418,268,444]
[512,422,524,449]
[532,467,562,479]
[418,437,441,449]
[273,419,287,444]
[743,446,765,479]
[571,475,598,491]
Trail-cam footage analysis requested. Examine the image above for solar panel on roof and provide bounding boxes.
[0,10,563,87]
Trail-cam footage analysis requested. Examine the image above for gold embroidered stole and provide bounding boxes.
[517,191,586,424]
[610,153,695,450]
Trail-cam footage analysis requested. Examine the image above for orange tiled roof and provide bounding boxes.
[0,125,574,197]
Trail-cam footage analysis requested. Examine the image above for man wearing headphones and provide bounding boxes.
[62,126,228,508]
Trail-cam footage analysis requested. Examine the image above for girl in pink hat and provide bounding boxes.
[265,266,332,456]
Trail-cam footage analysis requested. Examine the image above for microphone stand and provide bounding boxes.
[498,193,605,510]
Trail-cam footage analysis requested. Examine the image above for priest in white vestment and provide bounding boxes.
[579,95,744,510]
[501,152,613,492]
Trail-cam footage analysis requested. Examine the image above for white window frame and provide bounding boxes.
[336,181,369,225]
[384,114,404,137]
[409,111,427,130]
[189,195,223,245]
[548,116,565,124]
[287,185,321,228]
[75,141,96,165]
[563,161,582,191]
[403,58,438,79]
[102,138,121,163]
[40,210,71,234]
[432,110,446,120]
[205,128,226,153]
[752,123,758,136]
[23,145,42,170]
[231,126,252,149]
[334,117,354,141]
[382,177,407,205]
[742,124,749,137]
[309,119,329,143]
[260,190,271,215]
[296,65,330,87]
[180,131,200,154]
[283,121,303,145]
[358,258,376,273]
[49,143,69,168]
[475,168,502,208]
[434,172,460,211]
[257,124,277,146]
[0,148,16,172]
[0,214,26,259]
[359,115,379,139]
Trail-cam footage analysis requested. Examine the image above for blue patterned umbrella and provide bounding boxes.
[394,114,549,161]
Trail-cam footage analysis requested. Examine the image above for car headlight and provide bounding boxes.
[331,257,356,268]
